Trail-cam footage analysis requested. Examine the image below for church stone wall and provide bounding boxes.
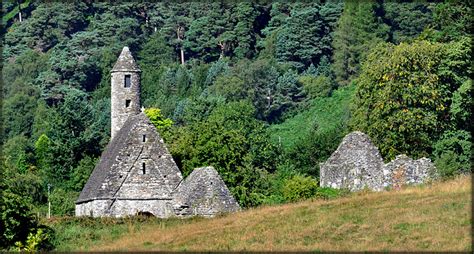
[112,119,182,199]
[319,131,385,191]
[75,200,111,217]
[75,199,174,218]
[109,199,174,218]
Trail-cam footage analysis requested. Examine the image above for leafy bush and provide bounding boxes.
[0,191,55,250]
[144,107,173,131]
[14,226,55,252]
[299,75,333,99]
[316,187,348,200]
[433,130,471,178]
[261,162,298,205]
[50,188,78,216]
[434,151,465,179]
[282,175,318,202]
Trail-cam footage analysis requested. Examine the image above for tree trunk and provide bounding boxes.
[17,0,23,23]
[177,26,185,65]
[218,41,225,59]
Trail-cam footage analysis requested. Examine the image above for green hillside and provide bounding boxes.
[47,176,471,252]
[269,85,355,151]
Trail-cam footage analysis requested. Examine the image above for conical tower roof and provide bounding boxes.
[111,46,141,72]
[172,166,240,217]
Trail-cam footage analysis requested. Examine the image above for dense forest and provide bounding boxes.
[1,1,472,250]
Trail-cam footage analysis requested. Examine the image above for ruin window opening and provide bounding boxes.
[142,134,146,142]
[124,75,131,88]
[142,162,146,174]
[125,99,131,108]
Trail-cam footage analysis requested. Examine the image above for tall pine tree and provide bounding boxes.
[332,1,389,86]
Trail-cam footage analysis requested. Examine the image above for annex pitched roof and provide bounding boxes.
[172,166,240,217]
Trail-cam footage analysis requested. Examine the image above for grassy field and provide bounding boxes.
[47,175,472,252]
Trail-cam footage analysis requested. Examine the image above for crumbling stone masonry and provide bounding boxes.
[383,154,437,188]
[320,131,437,191]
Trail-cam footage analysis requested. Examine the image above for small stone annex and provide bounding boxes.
[320,131,437,191]
[75,47,240,218]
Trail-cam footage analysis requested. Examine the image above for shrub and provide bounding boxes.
[299,75,333,99]
[433,130,471,178]
[316,187,347,200]
[261,162,299,205]
[0,191,55,250]
[434,151,465,179]
[49,188,79,216]
[14,226,55,251]
[282,175,318,202]
[144,108,173,131]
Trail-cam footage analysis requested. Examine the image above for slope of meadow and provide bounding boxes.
[49,175,472,252]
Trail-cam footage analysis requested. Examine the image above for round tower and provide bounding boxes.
[111,46,141,139]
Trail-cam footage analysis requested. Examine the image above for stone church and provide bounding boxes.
[75,47,240,218]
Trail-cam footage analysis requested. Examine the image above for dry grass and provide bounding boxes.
[88,175,472,252]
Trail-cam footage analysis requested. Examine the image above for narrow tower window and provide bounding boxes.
[142,134,146,142]
[142,162,146,174]
[124,75,131,88]
[125,99,131,108]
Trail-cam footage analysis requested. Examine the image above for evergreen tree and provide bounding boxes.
[275,3,342,70]
[383,2,435,44]
[332,1,389,85]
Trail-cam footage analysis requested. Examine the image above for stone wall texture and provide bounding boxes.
[383,154,437,188]
[320,131,437,191]
[319,131,385,191]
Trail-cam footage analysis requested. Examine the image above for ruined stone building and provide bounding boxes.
[320,131,437,191]
[75,47,240,217]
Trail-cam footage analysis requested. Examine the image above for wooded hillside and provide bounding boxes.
[1,1,471,250]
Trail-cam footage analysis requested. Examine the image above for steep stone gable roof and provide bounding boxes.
[323,131,384,167]
[111,46,141,72]
[76,112,182,203]
[172,166,240,217]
